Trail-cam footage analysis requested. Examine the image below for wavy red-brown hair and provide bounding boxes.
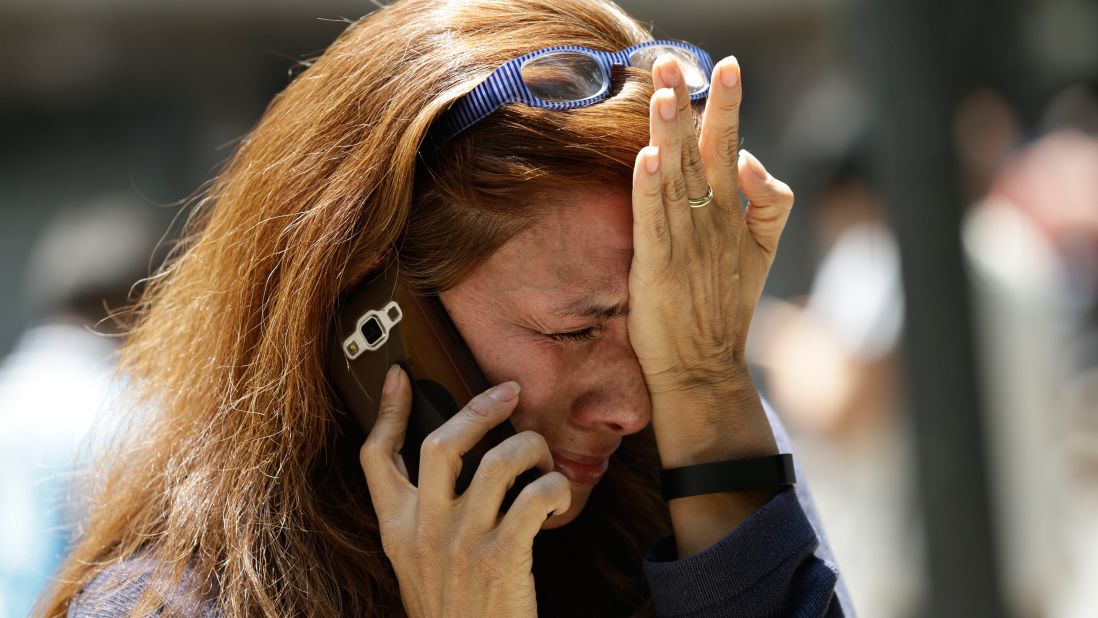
[37,0,701,615]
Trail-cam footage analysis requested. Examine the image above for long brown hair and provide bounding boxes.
[39,0,691,615]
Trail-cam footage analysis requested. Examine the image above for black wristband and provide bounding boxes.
[660,453,797,501]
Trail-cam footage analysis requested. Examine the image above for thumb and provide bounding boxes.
[738,149,795,260]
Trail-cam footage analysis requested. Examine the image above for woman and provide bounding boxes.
[39,0,843,615]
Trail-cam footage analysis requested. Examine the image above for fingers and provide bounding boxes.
[649,86,693,244]
[495,470,571,546]
[632,145,671,271]
[653,56,709,208]
[417,381,522,521]
[699,56,743,223]
[459,430,555,531]
[360,364,416,515]
[739,150,795,260]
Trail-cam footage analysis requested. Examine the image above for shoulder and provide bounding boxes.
[67,554,219,618]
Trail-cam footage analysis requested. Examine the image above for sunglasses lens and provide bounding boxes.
[521,52,607,102]
[628,45,709,95]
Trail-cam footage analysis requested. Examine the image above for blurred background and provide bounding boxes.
[1,0,1095,616]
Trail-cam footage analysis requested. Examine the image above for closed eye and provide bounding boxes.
[546,327,597,343]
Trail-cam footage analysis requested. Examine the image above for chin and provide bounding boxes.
[539,483,592,529]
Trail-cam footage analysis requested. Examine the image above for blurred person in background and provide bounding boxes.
[34,0,852,616]
[961,81,1098,618]
[742,72,915,616]
[0,194,158,618]
[750,149,917,617]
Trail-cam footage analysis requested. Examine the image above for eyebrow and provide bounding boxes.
[553,297,630,320]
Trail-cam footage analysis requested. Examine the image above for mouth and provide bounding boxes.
[551,450,612,486]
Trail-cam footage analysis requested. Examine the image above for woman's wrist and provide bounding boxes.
[647,367,784,558]
[648,367,779,469]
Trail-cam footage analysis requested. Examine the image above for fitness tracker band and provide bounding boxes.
[660,453,797,501]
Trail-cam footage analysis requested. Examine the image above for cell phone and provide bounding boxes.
[328,264,539,511]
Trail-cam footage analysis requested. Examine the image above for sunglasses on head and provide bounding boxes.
[427,39,715,145]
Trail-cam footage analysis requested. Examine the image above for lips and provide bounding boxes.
[551,449,615,486]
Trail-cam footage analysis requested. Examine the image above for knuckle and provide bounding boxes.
[523,472,568,508]
[778,182,795,206]
[524,484,556,511]
[683,144,704,173]
[717,120,740,148]
[652,256,678,281]
[516,430,549,454]
[646,214,670,243]
[374,400,398,423]
[545,473,572,506]
[464,394,495,418]
[715,139,738,167]
[664,175,689,203]
[643,182,664,202]
[359,441,384,469]
[717,96,741,116]
[420,432,453,462]
[477,449,510,480]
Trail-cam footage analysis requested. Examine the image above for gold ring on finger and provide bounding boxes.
[688,184,714,208]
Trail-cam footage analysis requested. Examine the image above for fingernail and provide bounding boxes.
[644,146,660,175]
[383,364,401,394]
[744,149,769,182]
[658,91,676,121]
[720,57,740,88]
[660,56,682,88]
[489,381,520,401]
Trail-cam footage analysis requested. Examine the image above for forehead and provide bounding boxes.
[468,188,634,311]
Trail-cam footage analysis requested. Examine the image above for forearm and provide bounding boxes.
[650,372,781,559]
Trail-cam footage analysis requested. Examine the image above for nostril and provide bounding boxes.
[569,388,651,435]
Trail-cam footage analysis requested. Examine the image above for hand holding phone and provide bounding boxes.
[359,363,570,617]
[330,266,570,615]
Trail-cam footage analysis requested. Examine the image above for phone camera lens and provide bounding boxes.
[362,316,385,345]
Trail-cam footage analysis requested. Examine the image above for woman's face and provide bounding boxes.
[439,187,650,529]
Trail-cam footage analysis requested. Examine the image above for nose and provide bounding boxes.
[568,319,651,435]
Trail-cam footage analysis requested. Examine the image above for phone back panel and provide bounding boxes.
[328,265,533,502]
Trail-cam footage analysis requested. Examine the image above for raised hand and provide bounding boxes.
[628,54,793,468]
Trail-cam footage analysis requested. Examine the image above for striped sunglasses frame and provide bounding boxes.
[427,39,714,145]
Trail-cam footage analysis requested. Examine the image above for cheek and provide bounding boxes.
[481,343,573,433]
[440,293,566,402]
[451,322,573,430]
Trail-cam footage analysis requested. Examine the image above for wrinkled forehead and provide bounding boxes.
[518,189,633,277]
[464,188,635,314]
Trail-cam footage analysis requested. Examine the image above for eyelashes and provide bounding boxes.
[546,327,597,343]
[544,314,626,344]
